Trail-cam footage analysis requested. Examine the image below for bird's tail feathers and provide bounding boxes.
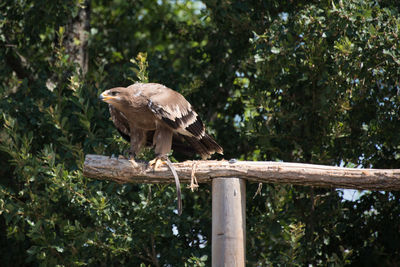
[184,134,223,159]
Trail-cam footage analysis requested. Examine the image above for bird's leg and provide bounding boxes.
[127,128,146,167]
[149,125,172,171]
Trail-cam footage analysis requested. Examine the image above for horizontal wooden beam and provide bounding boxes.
[83,154,400,191]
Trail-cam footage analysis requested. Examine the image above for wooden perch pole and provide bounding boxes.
[212,178,246,267]
[84,155,400,191]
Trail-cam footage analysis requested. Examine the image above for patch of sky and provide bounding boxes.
[279,12,289,21]
[234,114,242,128]
[172,224,179,236]
[165,0,206,15]
[338,189,366,201]
[337,159,367,201]
[235,71,245,77]
[188,234,207,248]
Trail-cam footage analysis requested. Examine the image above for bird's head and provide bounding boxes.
[99,87,130,107]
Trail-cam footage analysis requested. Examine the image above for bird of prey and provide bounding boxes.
[99,82,223,214]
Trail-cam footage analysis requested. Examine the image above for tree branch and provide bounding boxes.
[64,0,90,76]
[83,154,400,191]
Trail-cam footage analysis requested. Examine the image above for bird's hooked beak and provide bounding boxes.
[99,91,113,103]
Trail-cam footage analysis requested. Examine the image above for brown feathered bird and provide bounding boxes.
[99,83,223,215]
[100,82,223,161]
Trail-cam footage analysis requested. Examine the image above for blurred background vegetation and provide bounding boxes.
[1,0,400,265]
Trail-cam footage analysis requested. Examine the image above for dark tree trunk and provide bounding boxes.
[64,1,90,76]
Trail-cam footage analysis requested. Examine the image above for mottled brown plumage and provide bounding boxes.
[100,83,223,215]
[100,82,223,160]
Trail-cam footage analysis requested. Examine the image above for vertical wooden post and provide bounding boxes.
[212,178,246,267]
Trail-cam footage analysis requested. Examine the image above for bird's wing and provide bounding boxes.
[144,84,205,138]
[143,84,223,158]
[109,105,131,142]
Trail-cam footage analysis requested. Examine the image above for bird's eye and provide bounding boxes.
[111,91,118,96]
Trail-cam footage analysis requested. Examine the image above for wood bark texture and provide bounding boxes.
[83,154,400,191]
[212,178,246,267]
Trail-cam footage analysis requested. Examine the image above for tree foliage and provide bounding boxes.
[1,0,400,265]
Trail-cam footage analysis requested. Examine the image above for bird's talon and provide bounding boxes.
[148,158,166,171]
